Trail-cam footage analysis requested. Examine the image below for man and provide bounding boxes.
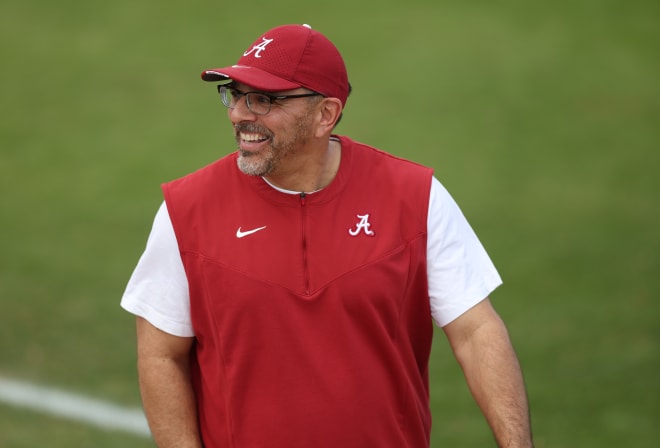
[121,24,533,447]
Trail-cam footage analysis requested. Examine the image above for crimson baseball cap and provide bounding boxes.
[201,24,350,106]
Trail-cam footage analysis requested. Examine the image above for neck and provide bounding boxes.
[264,138,341,193]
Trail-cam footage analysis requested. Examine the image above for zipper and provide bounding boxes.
[300,192,310,295]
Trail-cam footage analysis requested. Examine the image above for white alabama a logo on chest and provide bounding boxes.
[348,214,375,237]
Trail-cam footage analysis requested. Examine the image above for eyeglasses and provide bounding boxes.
[217,84,322,115]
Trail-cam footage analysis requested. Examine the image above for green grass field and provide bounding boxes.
[1,0,658,446]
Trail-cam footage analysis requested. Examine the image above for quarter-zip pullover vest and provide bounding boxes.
[163,135,434,447]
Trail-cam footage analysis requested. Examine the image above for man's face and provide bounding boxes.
[228,83,318,177]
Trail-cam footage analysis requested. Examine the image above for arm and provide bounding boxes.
[443,298,533,448]
[136,316,202,448]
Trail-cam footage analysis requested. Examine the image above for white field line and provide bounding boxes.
[0,377,150,438]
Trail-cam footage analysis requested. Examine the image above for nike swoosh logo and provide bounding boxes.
[236,226,267,238]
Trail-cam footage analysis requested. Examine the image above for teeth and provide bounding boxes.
[241,132,267,142]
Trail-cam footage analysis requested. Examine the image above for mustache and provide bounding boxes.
[234,123,273,138]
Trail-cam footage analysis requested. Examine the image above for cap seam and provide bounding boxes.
[294,29,316,93]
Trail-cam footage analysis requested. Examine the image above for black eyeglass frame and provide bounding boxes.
[217,84,323,115]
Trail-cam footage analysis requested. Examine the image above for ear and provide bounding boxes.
[315,98,343,138]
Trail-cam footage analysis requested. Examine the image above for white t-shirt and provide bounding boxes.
[121,176,502,337]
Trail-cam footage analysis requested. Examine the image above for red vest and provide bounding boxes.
[163,135,434,447]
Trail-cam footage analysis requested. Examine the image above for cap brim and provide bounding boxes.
[201,65,301,92]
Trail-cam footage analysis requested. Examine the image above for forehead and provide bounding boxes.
[230,82,306,95]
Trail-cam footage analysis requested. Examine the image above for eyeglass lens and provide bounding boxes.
[219,86,272,115]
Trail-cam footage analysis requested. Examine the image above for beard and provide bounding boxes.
[235,110,314,177]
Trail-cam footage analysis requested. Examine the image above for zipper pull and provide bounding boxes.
[300,192,306,205]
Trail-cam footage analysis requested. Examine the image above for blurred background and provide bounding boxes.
[1,0,658,446]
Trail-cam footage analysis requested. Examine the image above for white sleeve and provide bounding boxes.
[120,201,194,337]
[427,177,503,327]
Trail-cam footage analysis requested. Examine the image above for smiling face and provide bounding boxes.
[228,83,320,178]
